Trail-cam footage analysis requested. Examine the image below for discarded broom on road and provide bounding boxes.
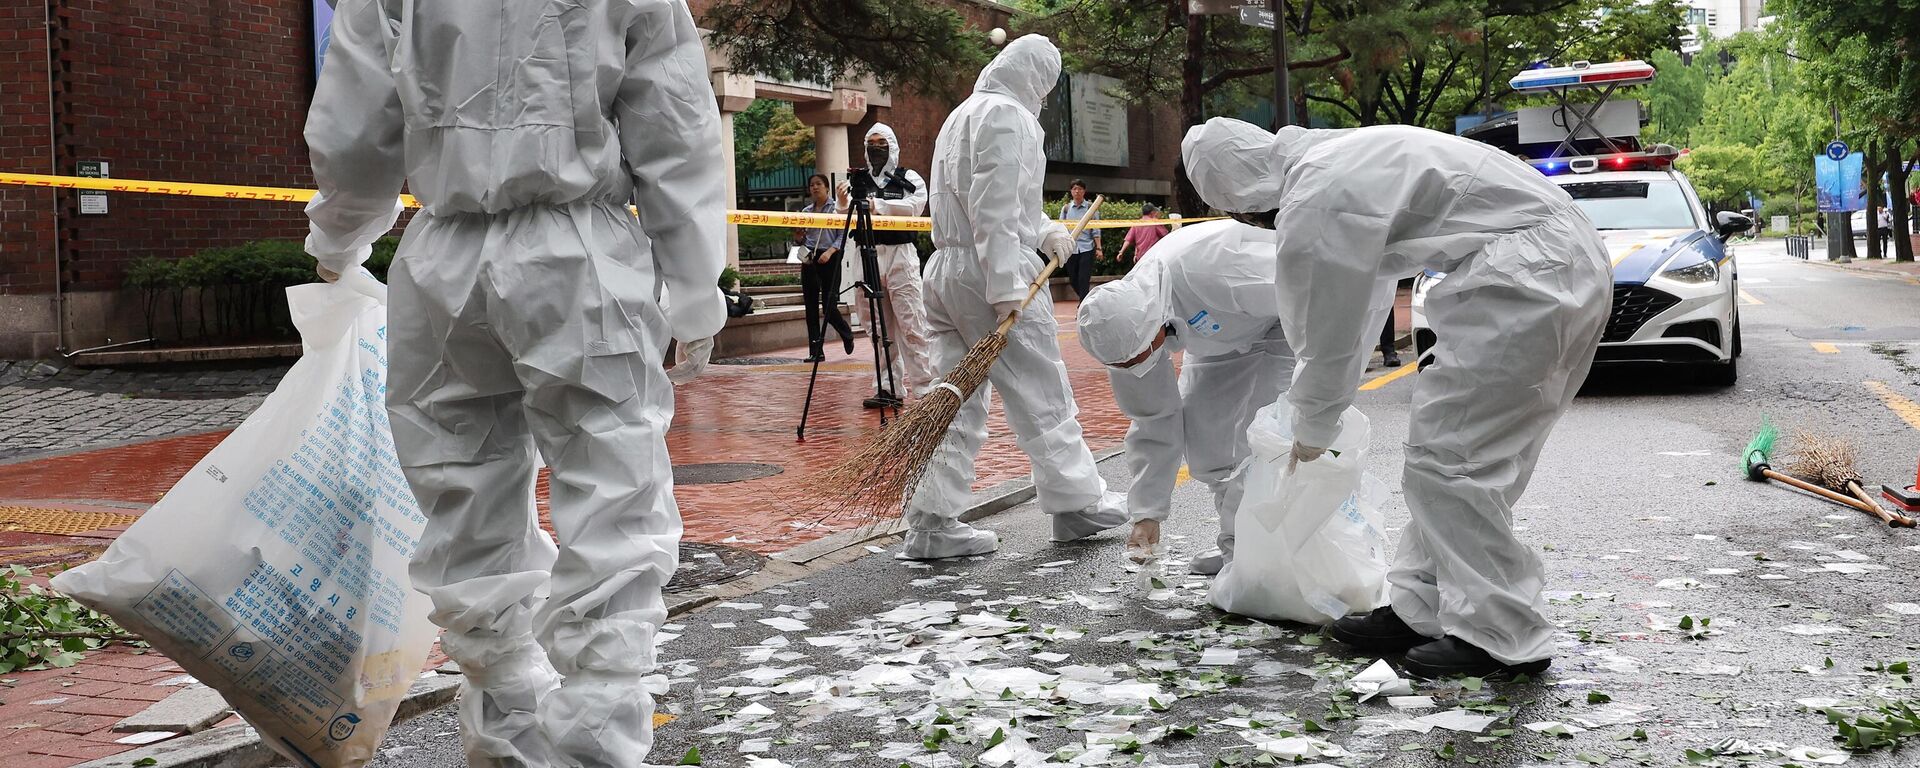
[797,197,1106,521]
[1787,430,1916,528]
[1744,418,1911,523]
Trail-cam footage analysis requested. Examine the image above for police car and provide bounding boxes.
[1411,147,1752,385]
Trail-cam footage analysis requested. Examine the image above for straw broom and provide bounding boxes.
[800,196,1106,521]
[1786,430,1917,528]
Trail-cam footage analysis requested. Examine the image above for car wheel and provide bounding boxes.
[1696,356,1737,387]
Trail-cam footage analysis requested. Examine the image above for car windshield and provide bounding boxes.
[1559,179,1699,230]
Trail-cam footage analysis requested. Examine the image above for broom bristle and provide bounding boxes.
[785,330,1011,524]
[1786,430,1861,491]
[1742,417,1778,478]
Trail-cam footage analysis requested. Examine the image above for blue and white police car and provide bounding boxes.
[1411,147,1752,385]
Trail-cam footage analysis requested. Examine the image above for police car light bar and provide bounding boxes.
[1530,145,1679,175]
[1510,60,1656,92]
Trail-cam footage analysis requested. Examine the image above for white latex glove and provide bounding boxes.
[666,337,714,385]
[1040,223,1074,264]
[1287,441,1327,474]
[1125,519,1162,565]
[316,264,341,283]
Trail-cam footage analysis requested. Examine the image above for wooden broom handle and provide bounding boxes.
[1765,468,1884,515]
[994,195,1106,336]
[1844,480,1917,527]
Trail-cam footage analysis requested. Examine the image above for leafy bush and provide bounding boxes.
[719,265,743,290]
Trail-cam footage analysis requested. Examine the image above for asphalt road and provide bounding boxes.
[369,241,1920,767]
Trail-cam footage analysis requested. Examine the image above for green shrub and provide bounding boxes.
[719,265,743,290]
[740,273,801,287]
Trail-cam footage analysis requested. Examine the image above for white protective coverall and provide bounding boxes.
[1075,220,1294,573]
[1180,118,1610,665]
[907,34,1125,559]
[304,1,726,766]
[850,123,937,395]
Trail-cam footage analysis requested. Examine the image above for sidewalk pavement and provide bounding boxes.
[0,293,1413,768]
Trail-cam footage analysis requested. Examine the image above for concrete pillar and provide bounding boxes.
[795,88,870,179]
[713,72,757,270]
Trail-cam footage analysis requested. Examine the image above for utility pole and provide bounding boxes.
[1270,0,1292,127]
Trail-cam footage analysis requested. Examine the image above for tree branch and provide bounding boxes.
[1306,91,1363,122]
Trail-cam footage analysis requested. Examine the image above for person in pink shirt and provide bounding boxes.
[1115,203,1170,264]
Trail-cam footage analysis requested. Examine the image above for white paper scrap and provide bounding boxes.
[757,617,810,632]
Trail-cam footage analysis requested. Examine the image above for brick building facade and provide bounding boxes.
[1,0,1182,359]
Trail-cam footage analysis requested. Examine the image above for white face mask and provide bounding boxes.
[1113,346,1167,378]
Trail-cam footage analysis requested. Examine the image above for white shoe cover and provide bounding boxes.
[456,644,561,768]
[1050,491,1127,542]
[896,522,1000,560]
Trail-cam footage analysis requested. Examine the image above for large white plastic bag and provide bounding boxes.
[1208,401,1389,624]
[52,271,436,768]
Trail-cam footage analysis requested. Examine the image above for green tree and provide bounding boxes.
[1643,48,1706,145]
[1779,0,1920,258]
[701,1,992,99]
[1025,0,1354,214]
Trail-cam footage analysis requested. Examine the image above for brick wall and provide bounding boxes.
[0,1,57,296]
[49,0,314,292]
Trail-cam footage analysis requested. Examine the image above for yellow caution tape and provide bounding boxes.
[0,171,1216,231]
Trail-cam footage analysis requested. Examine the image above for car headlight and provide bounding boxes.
[1660,250,1719,284]
[1411,270,1446,307]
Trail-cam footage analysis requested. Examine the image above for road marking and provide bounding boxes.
[1610,244,1644,267]
[1811,342,1840,354]
[1361,363,1419,391]
[1738,289,1764,305]
[1866,380,1920,431]
[653,713,675,727]
[1176,466,1192,486]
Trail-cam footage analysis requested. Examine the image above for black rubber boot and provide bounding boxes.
[1329,607,1429,653]
[1402,636,1551,679]
[862,390,902,409]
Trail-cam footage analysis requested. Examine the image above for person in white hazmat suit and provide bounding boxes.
[838,123,936,406]
[906,33,1126,560]
[1180,118,1610,678]
[1075,220,1294,576]
[303,1,726,765]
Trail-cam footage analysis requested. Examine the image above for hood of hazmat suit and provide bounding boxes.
[1180,117,1612,669]
[304,1,727,766]
[865,122,902,178]
[1077,270,1171,367]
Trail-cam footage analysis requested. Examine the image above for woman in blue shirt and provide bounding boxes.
[800,174,855,361]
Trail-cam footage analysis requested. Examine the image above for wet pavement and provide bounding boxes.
[369,243,1920,767]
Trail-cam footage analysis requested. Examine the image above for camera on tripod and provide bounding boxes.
[845,167,881,204]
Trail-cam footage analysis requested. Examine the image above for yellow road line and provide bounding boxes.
[1175,466,1192,486]
[1866,380,1920,431]
[1360,363,1419,391]
[1811,342,1840,354]
[1738,289,1764,305]
[1610,243,1645,267]
[653,713,674,728]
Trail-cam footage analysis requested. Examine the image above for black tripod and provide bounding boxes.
[797,172,901,441]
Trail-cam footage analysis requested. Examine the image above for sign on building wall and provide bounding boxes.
[1038,72,1131,168]
[1069,73,1128,167]
[313,1,335,77]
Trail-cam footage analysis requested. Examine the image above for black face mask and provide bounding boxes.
[1229,209,1280,230]
[865,145,890,171]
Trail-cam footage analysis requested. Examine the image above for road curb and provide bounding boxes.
[83,448,1126,768]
